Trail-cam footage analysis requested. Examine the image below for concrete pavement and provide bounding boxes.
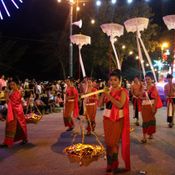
[0,106,175,175]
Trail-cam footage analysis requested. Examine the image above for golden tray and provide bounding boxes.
[63,143,105,166]
[25,113,42,124]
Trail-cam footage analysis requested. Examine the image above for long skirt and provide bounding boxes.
[63,100,74,128]
[103,117,124,146]
[141,104,156,135]
[167,100,174,123]
[103,117,124,172]
[85,103,97,132]
[133,98,142,120]
[4,114,27,146]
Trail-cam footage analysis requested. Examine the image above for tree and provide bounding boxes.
[0,37,28,78]
[76,1,160,80]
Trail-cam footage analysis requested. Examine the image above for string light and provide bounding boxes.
[91,19,95,24]
[122,45,126,49]
[0,0,23,20]
[96,0,102,7]
[76,6,80,11]
[127,0,133,4]
[111,0,117,4]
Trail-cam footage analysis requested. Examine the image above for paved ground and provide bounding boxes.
[0,105,175,175]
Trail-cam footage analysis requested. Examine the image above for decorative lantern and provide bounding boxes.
[70,34,91,77]
[124,17,157,82]
[101,23,124,70]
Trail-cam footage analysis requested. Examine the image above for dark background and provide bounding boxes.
[0,0,175,80]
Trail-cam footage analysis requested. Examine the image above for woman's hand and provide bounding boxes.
[103,87,110,95]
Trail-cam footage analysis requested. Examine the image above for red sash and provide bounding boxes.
[148,86,162,109]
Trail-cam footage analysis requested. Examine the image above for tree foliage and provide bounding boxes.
[77,1,160,79]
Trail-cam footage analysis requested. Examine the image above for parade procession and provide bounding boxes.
[0,1,175,175]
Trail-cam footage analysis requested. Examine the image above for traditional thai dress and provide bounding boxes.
[166,97,175,125]
[63,86,79,129]
[3,90,28,147]
[164,83,175,125]
[141,85,162,135]
[103,88,130,172]
[84,87,98,134]
[131,83,143,120]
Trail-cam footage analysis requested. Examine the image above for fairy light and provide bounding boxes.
[0,0,23,20]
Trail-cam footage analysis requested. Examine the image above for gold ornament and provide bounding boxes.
[25,113,42,124]
[63,143,105,166]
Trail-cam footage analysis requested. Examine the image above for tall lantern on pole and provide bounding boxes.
[101,23,124,70]
[69,0,74,77]
[163,15,175,30]
[124,17,157,82]
[70,34,91,78]
[163,15,175,75]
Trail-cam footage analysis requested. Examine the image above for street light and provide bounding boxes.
[161,42,169,51]
[91,19,95,24]
[58,0,87,77]
[122,45,126,49]
[96,0,102,7]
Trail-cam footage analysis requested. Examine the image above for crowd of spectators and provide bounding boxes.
[0,75,107,120]
[0,73,166,121]
[0,75,67,120]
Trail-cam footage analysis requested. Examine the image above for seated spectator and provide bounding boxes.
[0,103,7,121]
[40,91,50,114]
[55,93,64,107]
[47,89,56,113]
[26,92,35,113]
[34,94,46,115]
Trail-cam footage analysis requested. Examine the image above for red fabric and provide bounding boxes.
[3,138,13,147]
[148,86,163,109]
[167,98,173,103]
[105,88,130,170]
[133,98,142,112]
[7,101,14,122]
[143,125,156,135]
[105,90,121,121]
[87,87,98,104]
[66,86,79,118]
[6,90,28,144]
[121,89,130,170]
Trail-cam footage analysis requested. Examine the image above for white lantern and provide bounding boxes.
[70,34,91,77]
[124,17,149,33]
[124,17,157,82]
[163,15,175,30]
[101,23,124,70]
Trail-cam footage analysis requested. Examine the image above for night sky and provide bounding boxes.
[0,0,175,80]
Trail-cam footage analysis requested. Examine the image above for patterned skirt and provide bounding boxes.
[63,100,74,127]
[141,104,156,135]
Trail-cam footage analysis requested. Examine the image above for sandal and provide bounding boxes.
[148,135,153,139]
[141,139,147,144]
[20,140,28,145]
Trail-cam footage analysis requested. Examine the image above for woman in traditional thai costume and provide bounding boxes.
[141,72,162,143]
[164,74,175,128]
[100,69,130,174]
[0,80,28,148]
[130,76,143,126]
[63,77,79,131]
[84,78,98,135]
